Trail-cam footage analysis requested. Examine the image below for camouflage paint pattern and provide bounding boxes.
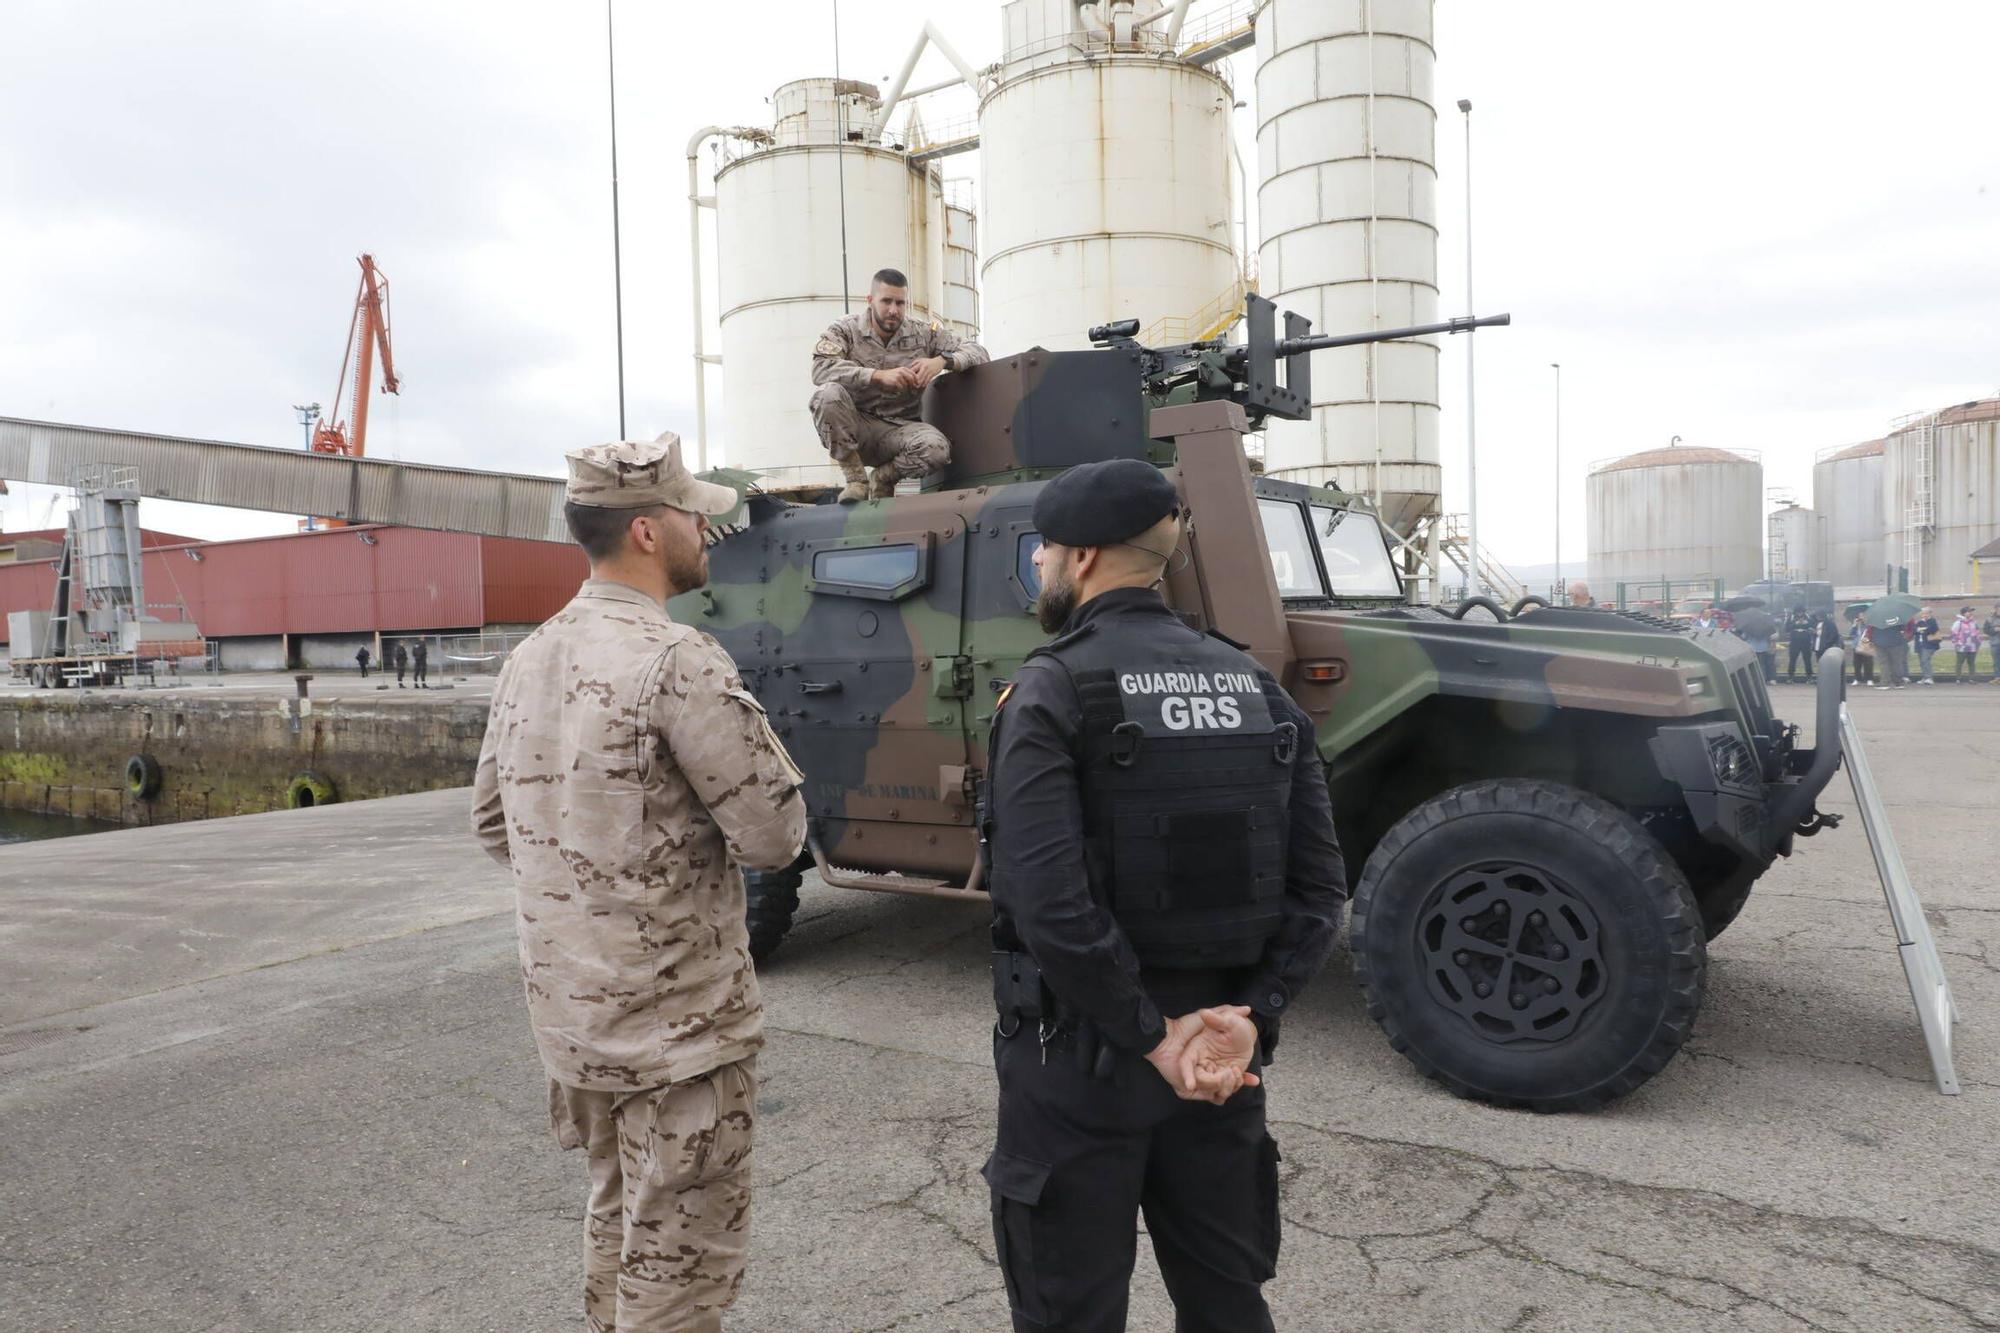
[553,1056,758,1332]
[679,377,1792,891]
[471,578,808,1090]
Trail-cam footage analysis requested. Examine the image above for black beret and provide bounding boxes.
[1031,458,1180,547]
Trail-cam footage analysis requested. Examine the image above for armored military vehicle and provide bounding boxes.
[673,297,1847,1112]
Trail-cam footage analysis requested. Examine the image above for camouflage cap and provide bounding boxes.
[564,433,736,515]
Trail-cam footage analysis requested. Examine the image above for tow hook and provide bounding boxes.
[1795,810,1842,837]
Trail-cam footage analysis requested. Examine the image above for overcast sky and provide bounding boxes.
[3,0,1995,575]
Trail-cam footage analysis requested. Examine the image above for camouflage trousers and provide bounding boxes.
[550,1057,757,1333]
[808,383,949,480]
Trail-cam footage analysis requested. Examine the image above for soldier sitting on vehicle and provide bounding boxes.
[809,267,987,503]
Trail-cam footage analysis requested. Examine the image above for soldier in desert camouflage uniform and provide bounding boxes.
[472,432,808,1333]
[809,266,988,502]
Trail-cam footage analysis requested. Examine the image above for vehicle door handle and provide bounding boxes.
[799,680,843,695]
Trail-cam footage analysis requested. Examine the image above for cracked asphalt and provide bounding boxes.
[1,685,1994,1331]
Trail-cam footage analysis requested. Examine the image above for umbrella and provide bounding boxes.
[1863,593,1922,630]
[1722,595,1766,612]
[1730,608,1778,639]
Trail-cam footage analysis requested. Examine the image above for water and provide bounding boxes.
[0,808,122,845]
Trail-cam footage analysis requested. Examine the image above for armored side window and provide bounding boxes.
[1255,500,1326,599]
[1016,533,1043,598]
[1309,505,1404,598]
[808,541,927,601]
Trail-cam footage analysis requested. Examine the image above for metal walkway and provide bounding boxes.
[0,416,568,543]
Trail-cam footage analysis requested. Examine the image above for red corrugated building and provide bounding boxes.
[0,525,586,659]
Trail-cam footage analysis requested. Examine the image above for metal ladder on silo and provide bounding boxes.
[1902,412,1936,591]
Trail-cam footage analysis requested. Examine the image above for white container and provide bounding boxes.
[979,5,1238,355]
[8,610,51,660]
[1812,439,1884,593]
[1586,445,1764,594]
[1255,0,1439,533]
[1883,399,2000,596]
[712,78,967,485]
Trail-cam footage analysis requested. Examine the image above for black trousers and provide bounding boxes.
[986,1023,1279,1333]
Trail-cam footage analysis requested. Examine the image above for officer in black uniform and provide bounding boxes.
[982,458,1346,1333]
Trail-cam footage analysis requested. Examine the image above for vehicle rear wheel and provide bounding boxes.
[744,864,804,964]
[29,665,48,689]
[1352,779,1706,1112]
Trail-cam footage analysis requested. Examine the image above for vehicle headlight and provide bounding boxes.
[1707,734,1758,789]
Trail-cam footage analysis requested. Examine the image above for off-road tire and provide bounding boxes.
[744,865,804,963]
[1352,779,1706,1112]
[1689,858,1759,941]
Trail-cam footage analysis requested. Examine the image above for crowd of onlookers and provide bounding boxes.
[1690,601,2000,689]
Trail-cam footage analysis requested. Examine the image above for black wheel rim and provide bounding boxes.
[1414,862,1607,1044]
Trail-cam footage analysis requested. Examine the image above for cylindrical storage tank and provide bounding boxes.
[979,0,1238,356]
[1586,445,1764,595]
[1883,398,2000,597]
[1766,504,1822,583]
[1255,0,1439,533]
[712,78,954,485]
[1812,438,1884,593]
[942,198,979,339]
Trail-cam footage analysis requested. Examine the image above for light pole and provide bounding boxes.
[292,403,320,451]
[1551,362,1562,601]
[1458,97,1480,597]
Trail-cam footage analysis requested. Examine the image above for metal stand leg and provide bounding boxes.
[1838,704,1960,1094]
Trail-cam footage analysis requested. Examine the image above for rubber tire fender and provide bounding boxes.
[285,771,338,809]
[125,753,164,801]
[1351,778,1706,1113]
[743,864,805,963]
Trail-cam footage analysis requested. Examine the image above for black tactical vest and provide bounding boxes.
[1033,615,1296,969]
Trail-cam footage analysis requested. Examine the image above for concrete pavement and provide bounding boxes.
[1,685,1995,1331]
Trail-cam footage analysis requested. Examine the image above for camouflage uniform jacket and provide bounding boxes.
[810,311,989,422]
[472,578,808,1091]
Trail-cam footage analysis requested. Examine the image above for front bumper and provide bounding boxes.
[1648,648,1847,863]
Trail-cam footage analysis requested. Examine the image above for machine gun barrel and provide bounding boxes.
[1274,312,1511,358]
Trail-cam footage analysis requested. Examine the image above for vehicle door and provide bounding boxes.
[773,495,973,876]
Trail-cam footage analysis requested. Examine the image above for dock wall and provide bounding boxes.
[0,693,488,825]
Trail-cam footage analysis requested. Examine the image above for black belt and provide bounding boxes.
[992,951,1122,1081]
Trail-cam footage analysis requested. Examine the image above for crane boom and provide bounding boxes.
[310,253,399,460]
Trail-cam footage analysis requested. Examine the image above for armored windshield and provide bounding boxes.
[1310,505,1403,598]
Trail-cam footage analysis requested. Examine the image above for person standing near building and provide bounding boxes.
[472,435,807,1333]
[981,459,1345,1332]
[355,645,371,678]
[1741,618,1777,684]
[1811,610,1842,674]
[1949,607,1982,683]
[808,268,988,502]
[392,641,408,688]
[1783,608,1815,683]
[1985,604,2000,683]
[1878,618,1912,690]
[1912,606,1942,685]
[412,640,429,689]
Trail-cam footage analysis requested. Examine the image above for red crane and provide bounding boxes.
[313,253,400,460]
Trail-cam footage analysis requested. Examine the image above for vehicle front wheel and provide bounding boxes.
[744,864,805,963]
[1352,779,1706,1112]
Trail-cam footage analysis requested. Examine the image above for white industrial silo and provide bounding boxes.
[1766,503,1822,583]
[978,0,1239,355]
[1586,444,1764,595]
[1255,0,1439,533]
[1884,398,2000,596]
[942,194,980,339]
[1812,438,1885,593]
[696,79,968,484]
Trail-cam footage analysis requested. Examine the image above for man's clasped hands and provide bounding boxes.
[1143,1005,1262,1105]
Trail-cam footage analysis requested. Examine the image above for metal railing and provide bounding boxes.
[1140,277,1247,347]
